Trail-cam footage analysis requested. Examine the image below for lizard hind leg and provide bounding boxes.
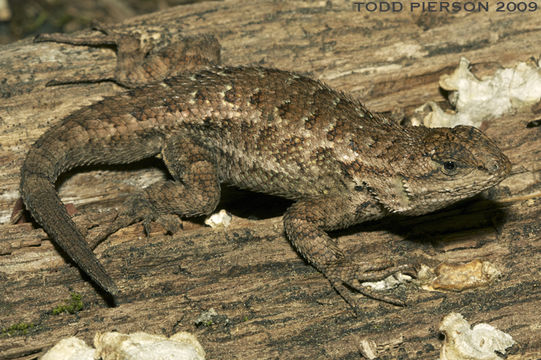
[87,134,221,248]
[34,24,221,88]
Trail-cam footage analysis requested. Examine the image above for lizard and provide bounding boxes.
[20,25,512,313]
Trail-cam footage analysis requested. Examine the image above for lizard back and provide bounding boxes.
[147,66,405,199]
[26,66,404,200]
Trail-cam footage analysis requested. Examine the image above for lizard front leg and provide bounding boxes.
[284,195,414,314]
[87,134,220,248]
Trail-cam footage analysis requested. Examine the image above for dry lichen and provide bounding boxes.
[417,260,501,292]
[39,331,205,360]
[440,312,515,360]
[412,57,541,128]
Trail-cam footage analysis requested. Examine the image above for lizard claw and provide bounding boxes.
[323,259,416,313]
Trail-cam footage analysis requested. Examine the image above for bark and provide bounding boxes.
[0,1,540,359]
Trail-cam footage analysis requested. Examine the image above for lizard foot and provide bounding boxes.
[323,259,416,314]
[84,197,183,249]
[83,197,156,248]
[141,214,183,236]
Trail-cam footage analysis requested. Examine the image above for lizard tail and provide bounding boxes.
[20,148,119,296]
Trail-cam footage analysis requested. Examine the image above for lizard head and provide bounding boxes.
[363,125,511,215]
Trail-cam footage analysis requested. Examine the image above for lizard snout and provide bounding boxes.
[484,153,511,177]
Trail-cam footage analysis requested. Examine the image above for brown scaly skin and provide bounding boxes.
[20,26,511,313]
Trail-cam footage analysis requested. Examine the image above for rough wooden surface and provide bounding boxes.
[1,1,540,359]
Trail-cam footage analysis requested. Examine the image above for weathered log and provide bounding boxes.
[0,1,540,358]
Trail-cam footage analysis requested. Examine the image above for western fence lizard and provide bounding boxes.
[20,25,511,313]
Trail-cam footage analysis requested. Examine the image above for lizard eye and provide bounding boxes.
[442,160,458,176]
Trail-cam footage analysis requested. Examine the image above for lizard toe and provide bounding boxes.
[323,259,412,311]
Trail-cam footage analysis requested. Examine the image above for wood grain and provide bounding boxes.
[0,1,540,359]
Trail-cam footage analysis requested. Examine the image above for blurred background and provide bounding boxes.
[0,0,207,44]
